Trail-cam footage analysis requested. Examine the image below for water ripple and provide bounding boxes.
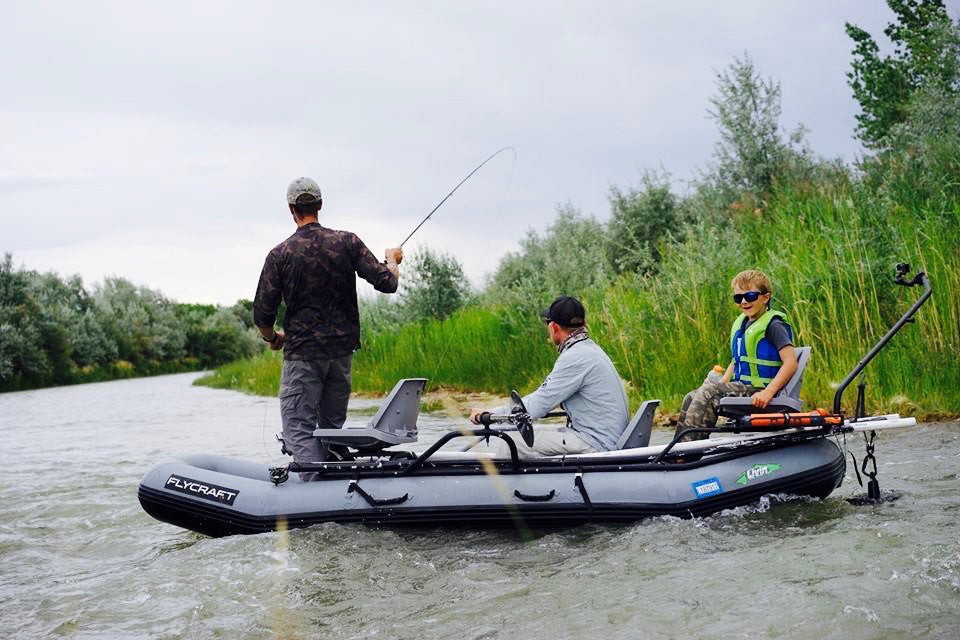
[1,374,958,639]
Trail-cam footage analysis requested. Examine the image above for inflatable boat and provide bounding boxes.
[139,264,930,537]
[138,377,914,537]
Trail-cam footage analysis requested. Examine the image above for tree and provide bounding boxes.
[93,277,185,363]
[359,293,405,335]
[487,205,611,308]
[706,53,807,202]
[846,0,960,149]
[27,271,91,381]
[227,299,256,330]
[191,308,260,366]
[401,248,471,321]
[72,309,117,367]
[0,254,261,389]
[0,254,49,386]
[606,171,679,276]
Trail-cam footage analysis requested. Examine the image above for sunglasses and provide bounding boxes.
[732,290,766,304]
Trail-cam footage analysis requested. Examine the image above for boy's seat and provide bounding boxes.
[616,399,660,449]
[717,346,812,419]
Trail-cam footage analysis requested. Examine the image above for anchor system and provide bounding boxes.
[834,263,933,503]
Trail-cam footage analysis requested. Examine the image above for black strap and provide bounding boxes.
[348,480,409,507]
[575,472,592,517]
[848,450,864,487]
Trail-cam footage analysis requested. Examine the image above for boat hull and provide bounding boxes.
[139,437,845,537]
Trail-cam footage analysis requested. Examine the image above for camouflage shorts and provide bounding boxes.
[675,381,755,440]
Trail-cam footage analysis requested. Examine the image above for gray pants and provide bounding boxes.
[491,426,597,459]
[279,356,353,475]
[675,381,754,441]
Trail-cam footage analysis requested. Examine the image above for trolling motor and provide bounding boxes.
[834,263,933,503]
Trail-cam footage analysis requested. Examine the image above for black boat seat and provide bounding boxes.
[717,346,812,419]
[313,378,425,452]
[616,399,660,449]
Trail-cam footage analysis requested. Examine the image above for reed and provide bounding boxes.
[352,309,556,394]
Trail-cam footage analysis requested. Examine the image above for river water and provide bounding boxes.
[1,373,958,639]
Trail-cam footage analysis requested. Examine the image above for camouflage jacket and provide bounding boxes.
[253,222,398,360]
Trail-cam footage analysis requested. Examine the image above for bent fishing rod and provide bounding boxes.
[399,146,516,247]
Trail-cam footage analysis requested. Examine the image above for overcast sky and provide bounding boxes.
[1,1,908,305]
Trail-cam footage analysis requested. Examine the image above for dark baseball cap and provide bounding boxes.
[541,296,586,327]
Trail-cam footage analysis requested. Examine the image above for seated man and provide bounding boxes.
[675,268,798,440]
[469,296,629,458]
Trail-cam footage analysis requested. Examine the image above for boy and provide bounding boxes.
[675,269,798,440]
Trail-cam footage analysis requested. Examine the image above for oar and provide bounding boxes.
[846,414,916,430]
[457,411,567,452]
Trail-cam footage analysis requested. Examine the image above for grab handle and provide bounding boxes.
[348,480,409,507]
[513,489,556,502]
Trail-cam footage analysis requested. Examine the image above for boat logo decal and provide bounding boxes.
[165,474,239,506]
[735,463,783,486]
[691,477,723,499]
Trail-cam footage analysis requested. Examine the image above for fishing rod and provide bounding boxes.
[399,146,516,247]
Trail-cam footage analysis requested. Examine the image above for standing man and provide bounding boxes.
[469,296,629,458]
[254,177,403,473]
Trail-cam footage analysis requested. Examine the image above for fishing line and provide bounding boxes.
[261,397,281,463]
[482,149,519,258]
[493,148,517,213]
[399,146,517,247]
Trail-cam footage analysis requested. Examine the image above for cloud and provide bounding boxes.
[1,1,896,303]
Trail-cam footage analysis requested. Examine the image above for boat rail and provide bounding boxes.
[274,426,837,483]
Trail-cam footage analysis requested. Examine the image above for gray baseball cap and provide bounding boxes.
[286,177,322,205]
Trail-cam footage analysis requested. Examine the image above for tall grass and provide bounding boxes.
[194,349,283,396]
[197,166,960,417]
[353,309,557,393]
[592,171,959,415]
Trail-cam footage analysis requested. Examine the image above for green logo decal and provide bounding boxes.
[736,463,783,486]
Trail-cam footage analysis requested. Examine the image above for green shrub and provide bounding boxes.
[846,0,960,149]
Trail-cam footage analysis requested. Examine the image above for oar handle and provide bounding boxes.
[478,412,512,426]
[479,410,566,425]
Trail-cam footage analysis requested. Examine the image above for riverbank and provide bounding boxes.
[193,355,958,425]
[194,325,959,423]
[2,360,211,394]
[195,164,960,419]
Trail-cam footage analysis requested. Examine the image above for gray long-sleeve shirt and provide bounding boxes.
[501,338,629,451]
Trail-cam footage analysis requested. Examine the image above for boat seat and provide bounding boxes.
[717,346,811,419]
[313,378,426,452]
[616,399,660,449]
